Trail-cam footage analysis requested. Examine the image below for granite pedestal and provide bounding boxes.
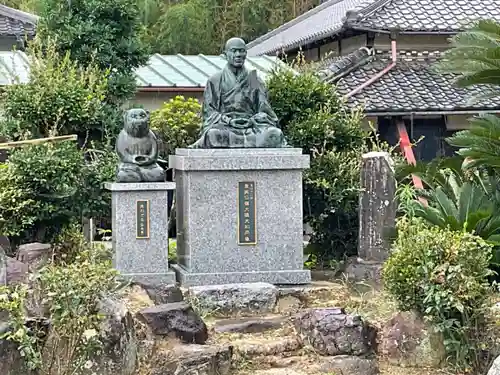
[169,148,311,286]
[105,182,176,286]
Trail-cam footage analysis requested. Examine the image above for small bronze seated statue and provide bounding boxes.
[190,37,287,149]
[116,108,166,183]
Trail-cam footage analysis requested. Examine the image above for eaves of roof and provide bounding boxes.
[321,49,500,114]
[346,0,500,34]
[0,5,38,37]
[246,0,376,56]
[0,51,290,91]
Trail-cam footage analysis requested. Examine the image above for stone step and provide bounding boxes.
[232,336,302,358]
[147,342,233,375]
[212,315,289,334]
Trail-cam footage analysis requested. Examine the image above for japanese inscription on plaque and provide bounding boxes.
[136,200,150,239]
[237,181,257,245]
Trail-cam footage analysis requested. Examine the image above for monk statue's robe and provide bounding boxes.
[190,66,287,148]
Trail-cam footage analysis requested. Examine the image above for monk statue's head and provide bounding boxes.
[224,37,247,69]
[124,108,150,138]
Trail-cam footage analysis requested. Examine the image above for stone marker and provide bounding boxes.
[358,151,396,261]
[345,151,396,284]
[104,182,176,286]
[170,149,311,286]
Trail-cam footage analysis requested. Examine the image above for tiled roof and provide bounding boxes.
[247,0,500,56]
[0,51,287,89]
[330,50,500,113]
[0,5,38,37]
[347,0,500,33]
[246,0,376,56]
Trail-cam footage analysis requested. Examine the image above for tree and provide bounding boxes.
[437,19,500,172]
[145,0,321,55]
[37,0,149,104]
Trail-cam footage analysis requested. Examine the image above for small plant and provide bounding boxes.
[0,241,120,374]
[0,284,42,370]
[383,217,494,371]
[168,239,177,263]
[150,96,202,156]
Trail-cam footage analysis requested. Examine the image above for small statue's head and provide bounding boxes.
[224,37,247,69]
[124,108,150,137]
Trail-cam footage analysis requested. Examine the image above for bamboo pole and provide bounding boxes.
[0,134,78,150]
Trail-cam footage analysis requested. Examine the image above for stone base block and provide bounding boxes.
[105,182,176,288]
[343,257,383,288]
[172,264,310,287]
[119,272,176,286]
[170,149,311,287]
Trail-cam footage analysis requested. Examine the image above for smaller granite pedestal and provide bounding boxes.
[105,182,176,286]
[169,148,311,286]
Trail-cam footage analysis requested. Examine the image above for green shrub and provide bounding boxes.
[38,0,149,103]
[383,217,493,370]
[0,241,120,373]
[396,156,500,266]
[2,37,109,140]
[150,96,202,156]
[267,67,334,130]
[0,142,116,245]
[268,68,366,263]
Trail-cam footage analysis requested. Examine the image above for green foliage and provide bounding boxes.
[438,19,500,92]
[0,142,116,244]
[267,66,334,130]
[37,0,149,103]
[144,0,321,55]
[1,38,109,139]
[383,217,494,371]
[150,96,202,156]
[0,241,120,373]
[397,157,500,265]
[446,114,500,171]
[168,239,177,264]
[0,285,42,370]
[267,66,366,262]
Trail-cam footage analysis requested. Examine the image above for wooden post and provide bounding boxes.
[0,134,78,150]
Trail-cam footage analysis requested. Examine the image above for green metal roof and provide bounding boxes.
[0,51,287,89]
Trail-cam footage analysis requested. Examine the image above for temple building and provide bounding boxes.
[247,0,500,161]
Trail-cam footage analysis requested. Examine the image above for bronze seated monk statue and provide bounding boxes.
[115,108,166,183]
[190,37,287,149]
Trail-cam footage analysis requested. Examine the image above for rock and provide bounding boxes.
[275,295,302,314]
[16,242,52,272]
[253,369,305,375]
[134,282,184,304]
[137,302,208,344]
[488,354,500,375]
[294,308,376,356]
[5,257,29,285]
[41,297,137,375]
[0,338,36,375]
[187,282,278,317]
[214,315,287,334]
[378,311,445,368]
[0,235,11,253]
[234,336,301,357]
[319,355,379,375]
[149,343,232,375]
